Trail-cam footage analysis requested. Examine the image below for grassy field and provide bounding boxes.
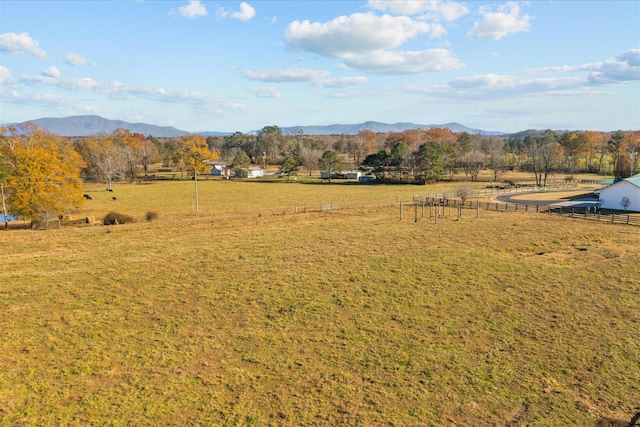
[1,178,639,426]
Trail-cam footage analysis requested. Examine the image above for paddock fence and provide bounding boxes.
[401,197,640,226]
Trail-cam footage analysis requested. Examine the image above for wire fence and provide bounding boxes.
[400,197,640,226]
[412,182,577,202]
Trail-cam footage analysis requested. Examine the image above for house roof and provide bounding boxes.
[625,175,640,189]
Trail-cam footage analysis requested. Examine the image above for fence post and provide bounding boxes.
[476,201,479,218]
[400,201,403,220]
[414,202,418,223]
[421,201,425,218]
[612,213,615,223]
[627,214,630,225]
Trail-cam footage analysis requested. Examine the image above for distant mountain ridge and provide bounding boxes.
[279,121,503,136]
[15,115,504,137]
[19,115,189,137]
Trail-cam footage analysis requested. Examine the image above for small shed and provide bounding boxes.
[210,163,228,176]
[236,167,264,178]
[598,173,640,211]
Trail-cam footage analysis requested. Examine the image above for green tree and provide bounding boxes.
[0,124,85,228]
[279,155,299,181]
[362,150,390,180]
[457,132,472,154]
[414,141,446,183]
[319,150,341,182]
[231,149,252,177]
[257,125,283,165]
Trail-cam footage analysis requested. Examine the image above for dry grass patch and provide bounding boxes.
[0,193,638,425]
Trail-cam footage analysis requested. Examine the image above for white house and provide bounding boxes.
[598,173,640,211]
[210,163,229,176]
[235,167,264,178]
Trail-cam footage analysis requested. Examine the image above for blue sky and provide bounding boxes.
[1,0,638,133]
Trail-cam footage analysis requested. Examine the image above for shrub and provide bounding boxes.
[103,212,136,225]
[145,211,159,222]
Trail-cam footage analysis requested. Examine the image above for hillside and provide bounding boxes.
[18,115,189,137]
[13,115,504,137]
[279,121,504,136]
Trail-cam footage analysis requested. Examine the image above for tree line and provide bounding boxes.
[1,123,638,227]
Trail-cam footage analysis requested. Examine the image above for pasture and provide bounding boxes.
[1,178,638,426]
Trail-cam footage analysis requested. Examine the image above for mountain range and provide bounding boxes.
[10,115,504,137]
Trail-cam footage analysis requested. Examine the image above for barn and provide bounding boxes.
[598,173,640,212]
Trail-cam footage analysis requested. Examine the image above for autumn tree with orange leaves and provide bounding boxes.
[0,124,85,228]
[169,134,218,177]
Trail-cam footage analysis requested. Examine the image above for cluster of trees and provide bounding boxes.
[1,124,85,228]
[507,129,640,180]
[2,122,637,227]
[210,126,638,184]
[74,129,217,187]
[0,125,217,227]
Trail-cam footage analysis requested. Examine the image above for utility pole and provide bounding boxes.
[194,170,199,213]
[1,184,8,229]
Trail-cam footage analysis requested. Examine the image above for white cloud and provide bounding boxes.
[41,65,61,78]
[284,12,459,75]
[0,32,47,58]
[587,49,640,83]
[217,2,255,22]
[313,76,368,88]
[0,66,14,84]
[524,50,640,84]
[232,2,255,22]
[342,49,463,75]
[59,77,100,90]
[285,12,435,58]
[64,51,93,66]
[367,0,469,21]
[178,0,207,18]
[243,68,330,82]
[249,86,282,98]
[467,2,532,40]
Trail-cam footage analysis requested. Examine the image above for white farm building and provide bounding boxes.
[598,173,640,212]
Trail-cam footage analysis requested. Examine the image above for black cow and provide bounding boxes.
[83,194,93,200]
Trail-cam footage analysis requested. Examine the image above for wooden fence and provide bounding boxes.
[413,183,577,203]
[402,197,640,226]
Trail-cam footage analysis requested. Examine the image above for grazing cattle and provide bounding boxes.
[83,194,92,200]
[107,188,113,192]
[112,197,117,200]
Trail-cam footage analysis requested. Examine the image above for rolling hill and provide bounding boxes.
[13,115,504,137]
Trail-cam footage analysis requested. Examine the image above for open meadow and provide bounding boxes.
[1,179,639,426]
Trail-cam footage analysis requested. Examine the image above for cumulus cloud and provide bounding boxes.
[64,51,93,66]
[467,2,532,40]
[41,65,61,78]
[524,50,640,84]
[313,76,368,88]
[232,2,256,21]
[587,49,640,83]
[434,50,639,100]
[342,49,463,75]
[284,12,460,74]
[217,2,255,22]
[285,12,435,57]
[243,68,330,83]
[0,66,14,84]
[249,86,282,98]
[0,32,47,58]
[178,0,207,18]
[367,0,469,21]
